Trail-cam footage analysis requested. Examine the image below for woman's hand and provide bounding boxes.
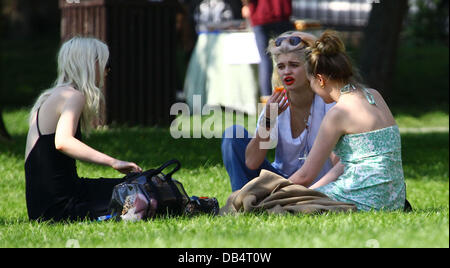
[111,160,143,174]
[264,89,289,118]
[241,5,250,19]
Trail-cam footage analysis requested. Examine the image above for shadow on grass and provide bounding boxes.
[87,127,225,170]
[401,132,449,181]
[0,134,27,159]
[0,126,225,170]
[1,126,448,176]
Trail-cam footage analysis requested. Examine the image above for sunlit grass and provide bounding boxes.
[0,108,448,248]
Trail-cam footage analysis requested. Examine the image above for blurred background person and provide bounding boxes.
[241,0,295,104]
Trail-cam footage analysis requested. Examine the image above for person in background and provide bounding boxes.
[221,31,336,192]
[289,30,407,211]
[24,37,142,222]
[241,0,295,104]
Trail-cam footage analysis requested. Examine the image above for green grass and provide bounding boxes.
[0,109,448,248]
[394,111,449,128]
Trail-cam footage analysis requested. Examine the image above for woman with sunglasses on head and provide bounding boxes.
[24,37,142,222]
[221,31,337,192]
[241,0,295,103]
[288,30,406,211]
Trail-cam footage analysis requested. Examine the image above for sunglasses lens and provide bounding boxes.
[289,36,302,46]
[275,36,303,47]
[275,37,286,47]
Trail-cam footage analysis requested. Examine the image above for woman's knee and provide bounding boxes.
[222,125,249,139]
[221,125,250,153]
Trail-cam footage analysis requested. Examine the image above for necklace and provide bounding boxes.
[298,98,314,161]
[303,110,310,129]
[340,83,377,105]
[340,83,357,95]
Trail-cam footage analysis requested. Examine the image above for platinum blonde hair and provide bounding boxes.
[267,31,317,89]
[29,36,109,135]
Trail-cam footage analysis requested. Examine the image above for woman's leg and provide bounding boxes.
[221,125,285,192]
[70,177,125,220]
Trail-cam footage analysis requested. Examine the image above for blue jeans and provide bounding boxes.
[253,20,295,96]
[221,125,286,191]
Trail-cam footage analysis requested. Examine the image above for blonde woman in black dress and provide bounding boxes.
[24,37,142,222]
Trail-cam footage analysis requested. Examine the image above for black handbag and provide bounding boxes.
[108,159,190,221]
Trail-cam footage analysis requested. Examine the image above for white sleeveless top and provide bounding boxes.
[255,94,335,183]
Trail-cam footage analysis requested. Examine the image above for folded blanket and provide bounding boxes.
[219,169,357,215]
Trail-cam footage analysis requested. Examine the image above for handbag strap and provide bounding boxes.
[146,159,185,208]
[155,159,181,180]
[159,159,185,207]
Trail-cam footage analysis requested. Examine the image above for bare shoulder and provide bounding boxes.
[365,88,385,101]
[58,86,84,100]
[321,103,350,131]
[366,87,382,98]
[48,86,85,116]
[365,88,391,107]
[326,102,350,121]
[55,86,85,106]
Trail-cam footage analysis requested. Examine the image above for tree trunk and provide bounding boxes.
[0,108,11,141]
[359,0,409,102]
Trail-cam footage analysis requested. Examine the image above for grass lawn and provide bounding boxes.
[0,109,448,248]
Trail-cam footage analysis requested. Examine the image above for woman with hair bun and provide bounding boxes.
[288,30,406,211]
[24,37,142,222]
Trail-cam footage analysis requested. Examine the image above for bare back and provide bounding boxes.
[335,88,396,135]
[25,86,82,161]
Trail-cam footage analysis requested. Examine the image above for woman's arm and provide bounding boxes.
[54,90,142,174]
[245,127,270,170]
[309,160,344,189]
[288,108,345,187]
[245,91,288,170]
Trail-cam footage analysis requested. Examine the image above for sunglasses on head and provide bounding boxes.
[275,36,304,47]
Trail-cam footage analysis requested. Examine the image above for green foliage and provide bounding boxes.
[0,36,59,107]
[390,42,449,114]
[403,0,449,45]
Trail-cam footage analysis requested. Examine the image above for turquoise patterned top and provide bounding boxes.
[315,125,406,211]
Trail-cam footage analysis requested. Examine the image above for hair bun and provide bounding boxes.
[314,30,345,56]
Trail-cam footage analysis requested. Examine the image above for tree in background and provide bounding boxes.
[1,0,59,39]
[1,0,60,141]
[0,0,11,141]
[405,0,449,45]
[359,0,409,102]
[0,108,11,141]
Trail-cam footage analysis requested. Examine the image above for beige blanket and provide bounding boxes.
[219,169,357,215]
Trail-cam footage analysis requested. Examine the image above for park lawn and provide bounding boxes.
[0,109,448,248]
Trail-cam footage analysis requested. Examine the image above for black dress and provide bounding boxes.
[24,108,124,222]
